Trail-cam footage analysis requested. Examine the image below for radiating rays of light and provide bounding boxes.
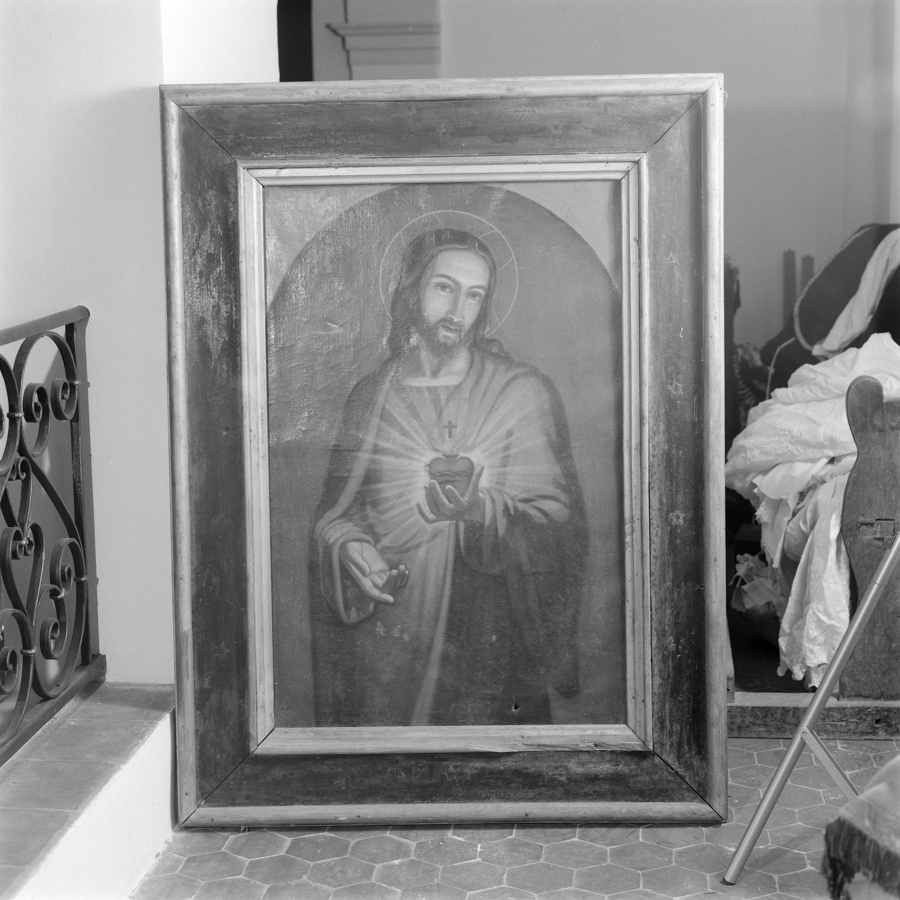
[373,412,432,454]
[468,410,549,461]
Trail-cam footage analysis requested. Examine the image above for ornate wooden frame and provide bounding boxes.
[161,75,726,826]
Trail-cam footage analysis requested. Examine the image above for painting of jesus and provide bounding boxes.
[309,225,588,726]
[266,181,627,730]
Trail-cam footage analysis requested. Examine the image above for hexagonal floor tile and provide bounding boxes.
[376,858,440,890]
[870,749,900,770]
[478,837,544,867]
[351,835,413,864]
[180,851,247,882]
[506,862,573,892]
[600,890,671,900]
[168,831,231,857]
[307,855,376,888]
[331,883,401,899]
[748,845,810,876]
[641,863,710,898]
[225,832,290,859]
[194,876,266,899]
[439,860,506,892]
[541,839,607,869]
[776,866,831,900]
[640,826,706,849]
[729,765,777,789]
[143,852,185,878]
[255,881,330,900]
[729,803,797,829]
[709,866,779,899]
[727,784,764,809]
[768,822,827,853]
[131,873,202,900]
[287,832,353,862]
[849,767,881,791]
[414,836,479,866]
[724,747,758,769]
[242,853,310,885]
[673,842,734,875]
[776,784,826,811]
[399,883,466,899]
[573,862,641,894]
[754,748,815,769]
[829,747,879,773]
[469,887,535,899]
[788,764,846,791]
[797,804,843,828]
[609,841,674,871]
[539,891,599,899]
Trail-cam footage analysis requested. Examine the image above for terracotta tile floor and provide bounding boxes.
[132,737,900,900]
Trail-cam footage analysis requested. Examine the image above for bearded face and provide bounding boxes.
[415,249,490,360]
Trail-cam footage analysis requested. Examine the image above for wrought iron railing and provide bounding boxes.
[0,307,103,765]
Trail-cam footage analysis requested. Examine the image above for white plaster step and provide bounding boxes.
[0,683,175,900]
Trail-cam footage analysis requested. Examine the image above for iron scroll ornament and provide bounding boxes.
[0,331,87,747]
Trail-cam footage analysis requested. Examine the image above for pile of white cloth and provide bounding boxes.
[725,333,900,686]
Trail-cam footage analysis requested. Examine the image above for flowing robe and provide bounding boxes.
[310,348,587,726]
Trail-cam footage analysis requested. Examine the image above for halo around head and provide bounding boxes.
[379,210,518,335]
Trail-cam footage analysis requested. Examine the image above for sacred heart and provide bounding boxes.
[427,454,475,497]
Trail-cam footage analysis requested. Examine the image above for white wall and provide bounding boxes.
[313,0,351,81]
[439,0,898,349]
[161,0,279,84]
[0,0,277,683]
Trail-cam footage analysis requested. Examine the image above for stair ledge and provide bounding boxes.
[0,683,176,900]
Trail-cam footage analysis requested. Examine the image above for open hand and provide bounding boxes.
[339,541,408,604]
[418,465,485,524]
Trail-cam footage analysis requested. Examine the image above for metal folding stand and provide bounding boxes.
[723,531,900,885]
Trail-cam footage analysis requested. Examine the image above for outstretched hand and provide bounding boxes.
[339,540,408,605]
[418,465,485,524]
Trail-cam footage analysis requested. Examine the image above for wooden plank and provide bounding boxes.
[645,99,719,805]
[162,95,199,823]
[623,161,653,745]
[188,800,721,828]
[200,749,706,810]
[701,80,728,818]
[238,168,275,746]
[163,74,722,107]
[840,376,900,699]
[729,697,900,739]
[182,94,700,163]
[257,724,645,755]
[177,110,253,803]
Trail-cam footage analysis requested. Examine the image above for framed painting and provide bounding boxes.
[161,75,726,826]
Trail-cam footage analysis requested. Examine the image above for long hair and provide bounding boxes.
[387,228,505,357]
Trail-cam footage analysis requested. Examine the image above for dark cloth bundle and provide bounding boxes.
[760,224,900,394]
